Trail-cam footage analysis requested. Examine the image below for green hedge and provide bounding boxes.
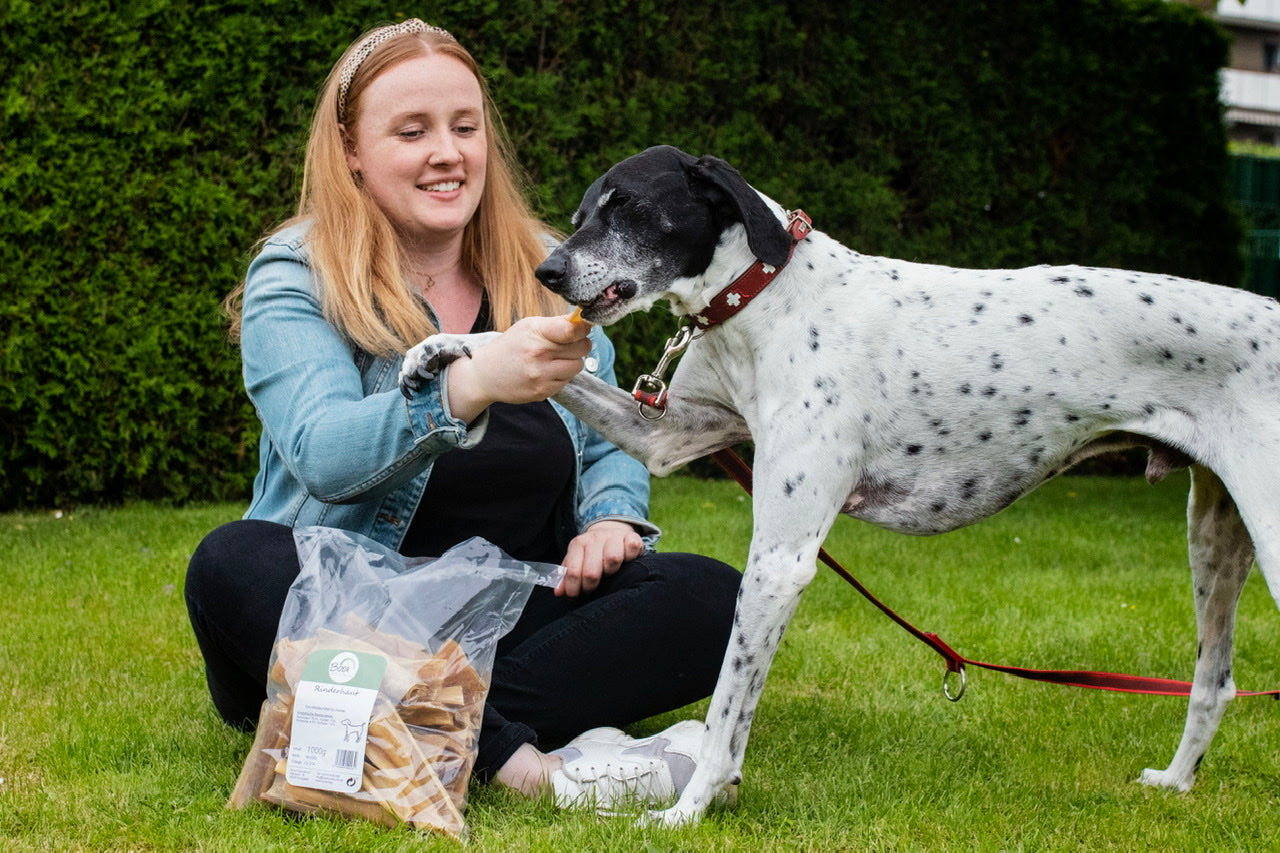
[0,0,1241,508]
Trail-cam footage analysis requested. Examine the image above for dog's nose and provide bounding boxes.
[535,254,567,292]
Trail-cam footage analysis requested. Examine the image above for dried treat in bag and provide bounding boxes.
[228,530,562,839]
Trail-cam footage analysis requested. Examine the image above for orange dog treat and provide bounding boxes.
[568,307,590,326]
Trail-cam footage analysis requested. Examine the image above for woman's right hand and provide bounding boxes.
[444,315,592,423]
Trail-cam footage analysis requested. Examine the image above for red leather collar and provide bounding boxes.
[691,210,812,329]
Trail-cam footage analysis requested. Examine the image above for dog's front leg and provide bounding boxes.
[652,455,847,826]
[398,331,500,396]
[653,522,823,825]
[554,372,749,476]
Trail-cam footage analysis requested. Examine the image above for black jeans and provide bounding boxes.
[184,520,741,781]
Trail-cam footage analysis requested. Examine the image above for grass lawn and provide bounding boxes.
[2,474,1279,851]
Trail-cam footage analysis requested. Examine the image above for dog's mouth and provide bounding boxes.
[579,279,638,319]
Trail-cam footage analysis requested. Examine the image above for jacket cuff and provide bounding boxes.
[403,363,489,449]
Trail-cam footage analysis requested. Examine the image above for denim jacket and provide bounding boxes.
[239,221,660,554]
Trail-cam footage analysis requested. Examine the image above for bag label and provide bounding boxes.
[285,649,387,793]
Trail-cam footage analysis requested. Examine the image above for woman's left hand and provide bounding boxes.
[556,520,645,597]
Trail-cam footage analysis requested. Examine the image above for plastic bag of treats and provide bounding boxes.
[228,529,562,839]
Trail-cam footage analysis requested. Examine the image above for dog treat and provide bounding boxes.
[568,307,590,326]
[228,625,485,838]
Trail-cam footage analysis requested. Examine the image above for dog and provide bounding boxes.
[403,144,1280,825]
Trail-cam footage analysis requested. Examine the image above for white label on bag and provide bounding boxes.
[285,648,387,793]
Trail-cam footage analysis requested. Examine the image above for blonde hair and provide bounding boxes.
[226,23,562,357]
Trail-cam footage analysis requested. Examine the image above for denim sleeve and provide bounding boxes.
[240,234,486,504]
[573,326,662,543]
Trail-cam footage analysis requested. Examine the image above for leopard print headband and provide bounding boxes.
[336,19,455,123]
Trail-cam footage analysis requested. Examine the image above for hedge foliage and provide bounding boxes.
[1,0,1241,508]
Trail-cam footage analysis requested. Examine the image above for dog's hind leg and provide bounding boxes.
[1140,464,1254,791]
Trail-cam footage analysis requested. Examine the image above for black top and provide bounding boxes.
[400,298,575,563]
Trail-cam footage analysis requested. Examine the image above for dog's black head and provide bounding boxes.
[535,145,790,324]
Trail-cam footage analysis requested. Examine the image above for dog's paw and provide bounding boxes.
[1138,767,1193,792]
[640,805,700,828]
[399,335,475,398]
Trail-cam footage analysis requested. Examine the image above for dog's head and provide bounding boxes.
[535,145,791,324]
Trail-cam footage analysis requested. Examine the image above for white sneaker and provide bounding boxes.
[549,720,736,813]
[550,726,673,812]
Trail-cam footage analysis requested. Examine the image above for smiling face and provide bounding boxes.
[343,52,487,251]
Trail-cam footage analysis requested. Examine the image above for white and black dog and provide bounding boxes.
[404,145,1280,825]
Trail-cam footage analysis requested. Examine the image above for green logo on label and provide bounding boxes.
[301,649,387,691]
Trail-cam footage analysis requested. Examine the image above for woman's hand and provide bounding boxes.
[445,315,591,422]
[556,520,645,597]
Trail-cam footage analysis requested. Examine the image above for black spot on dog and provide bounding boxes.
[1139,293,1154,305]
[1013,408,1032,426]
[890,269,900,281]
[981,386,998,397]
[973,303,986,314]
[809,326,820,352]
[991,353,1004,371]
[930,500,947,513]
[959,383,972,394]
[1161,349,1174,360]
[1075,285,1094,297]
[1019,314,1034,325]
[1250,339,1261,352]
[1065,413,1080,422]
[978,431,992,442]
[905,444,923,455]
[1052,275,1070,284]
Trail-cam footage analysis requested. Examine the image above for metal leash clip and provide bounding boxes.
[632,321,696,420]
[943,665,967,702]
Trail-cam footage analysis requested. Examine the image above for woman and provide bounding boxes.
[184,19,740,810]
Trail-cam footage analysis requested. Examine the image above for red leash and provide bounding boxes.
[709,448,1280,701]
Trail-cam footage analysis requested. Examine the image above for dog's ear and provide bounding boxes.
[686,155,790,266]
